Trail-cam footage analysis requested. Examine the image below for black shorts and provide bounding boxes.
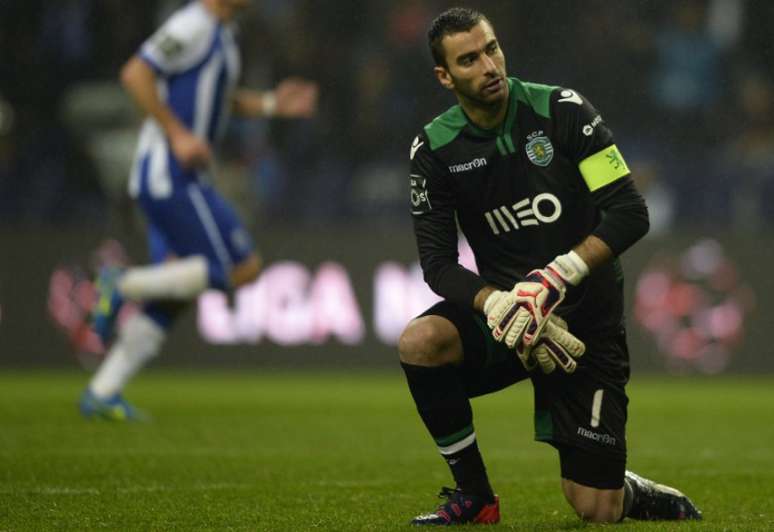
[420,301,630,490]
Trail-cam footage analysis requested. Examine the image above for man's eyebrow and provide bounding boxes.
[455,38,498,64]
[456,50,479,64]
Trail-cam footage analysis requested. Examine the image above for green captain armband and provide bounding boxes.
[578,144,630,192]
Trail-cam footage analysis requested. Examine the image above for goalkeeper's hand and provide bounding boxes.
[484,251,589,349]
[516,315,585,374]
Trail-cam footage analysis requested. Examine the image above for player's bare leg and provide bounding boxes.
[400,316,500,525]
[229,254,261,287]
[561,478,625,522]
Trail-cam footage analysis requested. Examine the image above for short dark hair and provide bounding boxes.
[428,7,490,67]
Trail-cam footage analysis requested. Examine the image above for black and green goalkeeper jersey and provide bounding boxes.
[408,77,649,335]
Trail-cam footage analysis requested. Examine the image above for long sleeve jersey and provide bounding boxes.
[408,77,649,335]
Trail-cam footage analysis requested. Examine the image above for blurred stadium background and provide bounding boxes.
[2,1,774,529]
[0,0,772,373]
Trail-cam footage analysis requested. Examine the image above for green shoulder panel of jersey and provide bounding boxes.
[423,105,467,151]
[423,79,557,151]
[510,78,557,120]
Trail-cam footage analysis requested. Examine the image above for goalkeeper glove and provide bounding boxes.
[516,315,585,374]
[484,251,589,349]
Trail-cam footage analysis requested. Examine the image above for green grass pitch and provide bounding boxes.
[1,370,772,531]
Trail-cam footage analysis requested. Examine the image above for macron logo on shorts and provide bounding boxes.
[577,427,616,446]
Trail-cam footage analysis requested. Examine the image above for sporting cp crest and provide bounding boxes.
[525,136,554,167]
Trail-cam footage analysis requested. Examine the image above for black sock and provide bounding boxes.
[401,362,494,501]
[444,439,493,501]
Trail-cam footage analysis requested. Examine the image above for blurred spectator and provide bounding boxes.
[645,1,735,227]
[652,3,721,111]
[721,73,774,228]
[0,96,106,225]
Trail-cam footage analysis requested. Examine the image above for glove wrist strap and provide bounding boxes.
[549,251,589,286]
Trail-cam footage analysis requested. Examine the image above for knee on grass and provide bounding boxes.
[563,480,624,523]
[571,499,621,523]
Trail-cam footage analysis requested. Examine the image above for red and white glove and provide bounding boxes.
[484,251,589,349]
[516,315,586,373]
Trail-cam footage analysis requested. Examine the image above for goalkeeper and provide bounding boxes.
[400,7,702,526]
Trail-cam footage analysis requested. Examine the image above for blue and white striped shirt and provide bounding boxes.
[129,1,241,199]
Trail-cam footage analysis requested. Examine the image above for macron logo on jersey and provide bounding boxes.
[558,89,583,105]
[449,158,487,174]
[410,136,424,160]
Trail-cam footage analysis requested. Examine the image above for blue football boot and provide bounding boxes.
[79,389,146,421]
[90,266,125,345]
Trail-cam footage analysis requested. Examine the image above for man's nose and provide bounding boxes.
[481,53,497,74]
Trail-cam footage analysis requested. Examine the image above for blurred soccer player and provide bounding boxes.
[79,0,317,420]
[400,7,701,525]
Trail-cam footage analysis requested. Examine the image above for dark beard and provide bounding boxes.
[456,80,507,110]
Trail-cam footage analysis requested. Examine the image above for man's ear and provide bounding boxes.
[434,66,455,91]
